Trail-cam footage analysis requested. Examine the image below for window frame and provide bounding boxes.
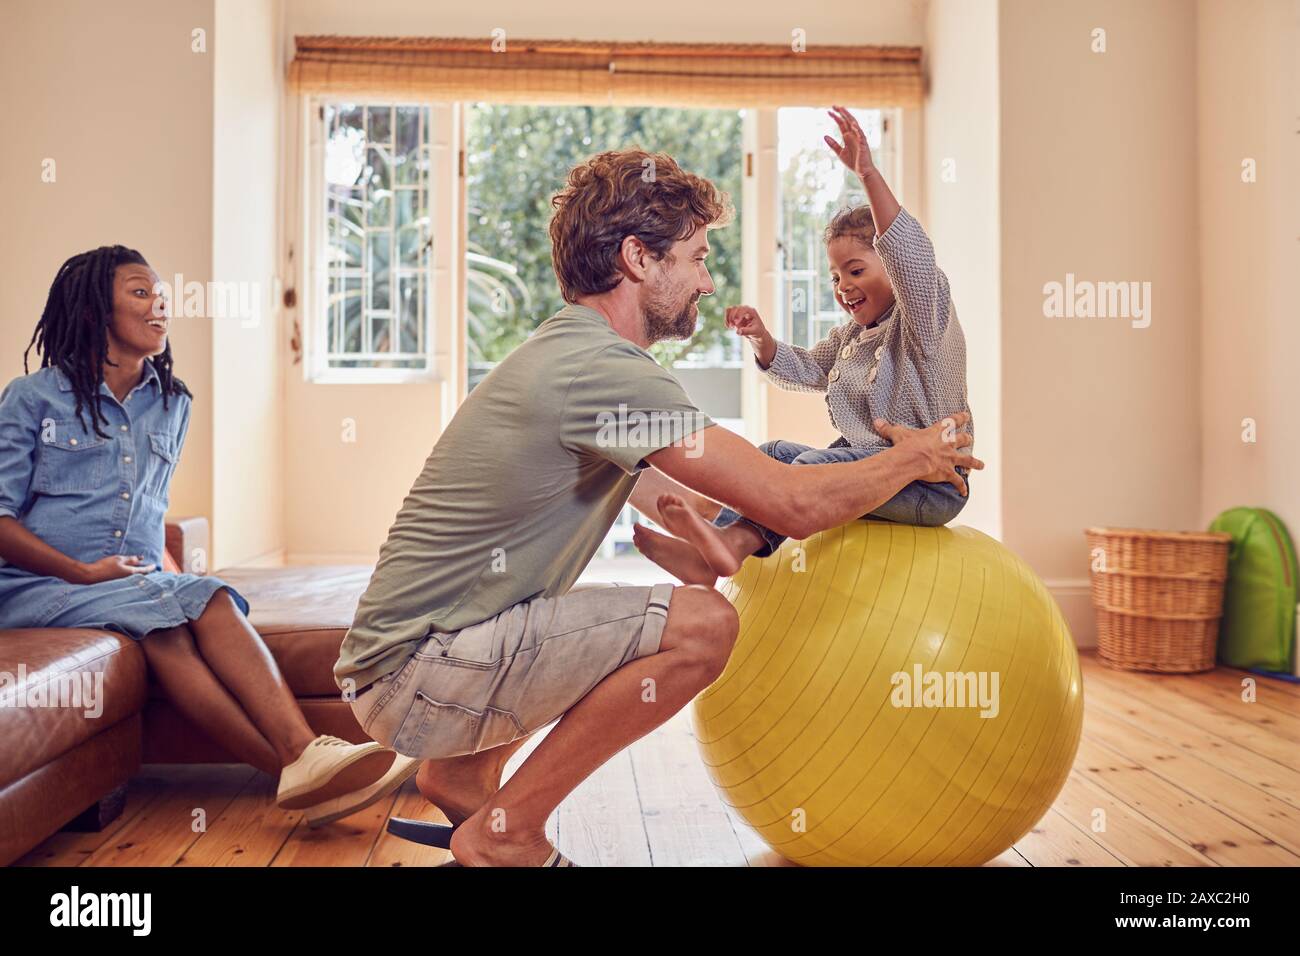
[300,96,458,385]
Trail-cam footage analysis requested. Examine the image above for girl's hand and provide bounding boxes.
[824,105,876,181]
[76,554,156,584]
[725,304,768,339]
[726,305,777,367]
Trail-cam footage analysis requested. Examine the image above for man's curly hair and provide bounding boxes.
[549,150,733,303]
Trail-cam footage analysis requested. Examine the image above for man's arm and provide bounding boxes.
[645,413,980,541]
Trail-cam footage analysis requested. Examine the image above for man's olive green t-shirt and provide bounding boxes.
[334,304,714,691]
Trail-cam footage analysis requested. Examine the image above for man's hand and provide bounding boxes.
[873,413,983,495]
[75,554,156,584]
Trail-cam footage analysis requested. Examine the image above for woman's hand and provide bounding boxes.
[824,105,876,181]
[873,414,983,495]
[75,554,156,584]
[726,305,777,368]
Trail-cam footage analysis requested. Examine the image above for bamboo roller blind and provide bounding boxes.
[288,36,923,109]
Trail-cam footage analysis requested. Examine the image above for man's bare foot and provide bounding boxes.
[448,804,561,867]
[632,522,717,586]
[657,494,747,578]
[415,736,530,826]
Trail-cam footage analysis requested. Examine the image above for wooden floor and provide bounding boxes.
[15,650,1300,867]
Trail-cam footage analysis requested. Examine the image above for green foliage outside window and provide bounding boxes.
[465,103,744,385]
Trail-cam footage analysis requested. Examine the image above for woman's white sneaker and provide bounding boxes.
[276,735,395,810]
[303,755,421,827]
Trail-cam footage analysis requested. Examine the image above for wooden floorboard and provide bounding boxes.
[12,650,1298,867]
[176,772,298,867]
[1050,769,1213,866]
[82,765,256,867]
[1081,675,1300,812]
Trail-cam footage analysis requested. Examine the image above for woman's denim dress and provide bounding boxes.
[0,365,248,640]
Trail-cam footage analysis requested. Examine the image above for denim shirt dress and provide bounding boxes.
[0,364,248,640]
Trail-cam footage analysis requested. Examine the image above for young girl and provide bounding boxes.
[0,245,412,821]
[636,106,974,585]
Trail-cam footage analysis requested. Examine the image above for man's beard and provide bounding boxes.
[643,286,699,345]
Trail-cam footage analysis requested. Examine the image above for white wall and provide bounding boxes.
[918,0,1208,641]
[212,0,286,567]
[923,0,1002,541]
[0,0,216,525]
[1,0,289,569]
[996,0,1203,639]
[1196,0,1300,537]
[284,0,927,45]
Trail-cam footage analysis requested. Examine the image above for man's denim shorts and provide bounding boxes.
[352,582,675,759]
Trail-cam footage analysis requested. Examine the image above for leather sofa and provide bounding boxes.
[0,517,371,865]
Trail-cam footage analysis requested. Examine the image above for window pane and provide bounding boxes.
[327,186,364,268]
[369,232,391,312]
[464,103,744,392]
[366,105,392,146]
[322,101,432,371]
[336,104,363,134]
[398,274,421,353]
[342,277,362,353]
[394,188,417,228]
[369,314,393,354]
[395,107,427,185]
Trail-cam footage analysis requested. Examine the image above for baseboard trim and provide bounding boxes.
[1043,577,1095,648]
[283,552,378,566]
[235,547,287,569]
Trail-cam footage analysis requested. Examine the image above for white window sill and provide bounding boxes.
[307,368,442,386]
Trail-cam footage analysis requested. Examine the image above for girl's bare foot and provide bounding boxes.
[657,494,748,578]
[632,522,717,586]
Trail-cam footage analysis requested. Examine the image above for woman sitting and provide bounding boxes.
[0,244,405,818]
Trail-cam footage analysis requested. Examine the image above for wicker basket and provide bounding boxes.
[1084,527,1232,673]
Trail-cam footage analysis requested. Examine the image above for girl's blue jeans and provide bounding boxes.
[712,437,970,558]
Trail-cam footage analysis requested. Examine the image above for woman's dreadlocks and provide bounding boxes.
[24,245,190,438]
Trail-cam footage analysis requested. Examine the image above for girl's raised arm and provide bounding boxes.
[825,106,954,355]
[824,105,900,235]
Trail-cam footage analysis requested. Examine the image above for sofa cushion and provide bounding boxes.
[186,565,373,698]
[0,628,146,787]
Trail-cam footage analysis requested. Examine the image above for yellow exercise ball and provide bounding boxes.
[692,520,1084,867]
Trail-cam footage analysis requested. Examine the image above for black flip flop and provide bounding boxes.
[387,816,458,848]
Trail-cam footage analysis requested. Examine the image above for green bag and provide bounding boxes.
[1208,507,1298,674]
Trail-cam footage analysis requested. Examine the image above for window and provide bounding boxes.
[776,107,894,350]
[309,102,443,379]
